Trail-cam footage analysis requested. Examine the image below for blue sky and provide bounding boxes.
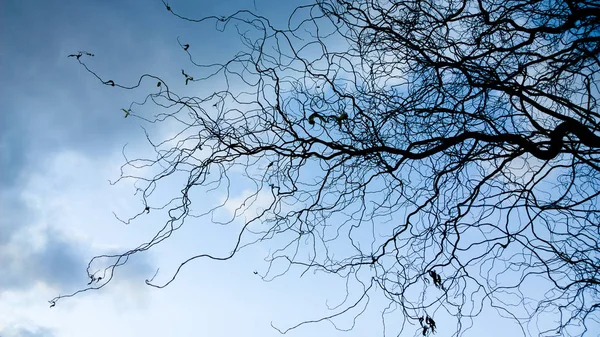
[0,1,579,337]
[0,1,388,336]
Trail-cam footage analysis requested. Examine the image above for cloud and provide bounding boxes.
[0,149,155,296]
[0,325,56,337]
[0,193,88,293]
[0,161,88,294]
[0,235,84,292]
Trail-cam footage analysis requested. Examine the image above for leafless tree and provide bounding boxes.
[53,0,600,336]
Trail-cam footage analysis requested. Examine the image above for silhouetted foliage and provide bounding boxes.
[54,0,600,336]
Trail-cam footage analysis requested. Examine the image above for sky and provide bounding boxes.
[0,1,385,336]
[0,1,583,337]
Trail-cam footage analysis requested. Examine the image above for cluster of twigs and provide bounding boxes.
[53,1,599,336]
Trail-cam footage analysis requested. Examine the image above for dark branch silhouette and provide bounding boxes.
[55,1,600,336]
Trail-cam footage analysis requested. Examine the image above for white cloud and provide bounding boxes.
[0,324,56,337]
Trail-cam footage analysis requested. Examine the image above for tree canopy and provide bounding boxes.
[54,0,600,336]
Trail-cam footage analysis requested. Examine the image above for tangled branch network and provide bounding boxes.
[54,1,600,336]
